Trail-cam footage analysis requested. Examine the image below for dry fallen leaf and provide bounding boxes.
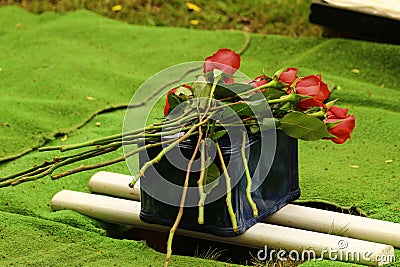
[351,69,360,74]
[86,96,96,101]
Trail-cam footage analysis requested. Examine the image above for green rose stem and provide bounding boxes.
[192,75,224,224]
[267,92,298,104]
[1,102,246,188]
[198,72,221,122]
[164,129,203,267]
[1,128,199,186]
[0,130,178,183]
[218,79,300,108]
[0,146,113,182]
[129,113,215,188]
[1,103,247,188]
[51,136,185,180]
[1,165,53,185]
[241,131,258,218]
[206,75,220,108]
[38,129,145,152]
[307,110,326,119]
[219,79,287,102]
[215,142,238,233]
[39,113,199,152]
[197,140,207,224]
[0,146,118,187]
[0,132,194,187]
[0,161,52,181]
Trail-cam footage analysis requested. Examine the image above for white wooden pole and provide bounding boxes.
[88,171,140,201]
[51,190,395,266]
[89,171,400,248]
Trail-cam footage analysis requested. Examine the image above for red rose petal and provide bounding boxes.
[278,68,298,85]
[204,48,241,75]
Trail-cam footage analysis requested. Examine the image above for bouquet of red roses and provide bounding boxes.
[0,48,355,266]
[164,48,355,144]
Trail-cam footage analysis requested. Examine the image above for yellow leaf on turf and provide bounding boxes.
[61,135,67,142]
[112,5,122,11]
[186,2,201,12]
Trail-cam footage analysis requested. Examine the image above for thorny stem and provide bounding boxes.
[1,138,157,183]
[241,131,258,218]
[199,76,221,122]
[206,76,220,110]
[0,165,52,187]
[216,142,238,233]
[0,146,118,187]
[39,113,198,152]
[39,130,138,152]
[164,129,203,267]
[197,140,207,224]
[267,92,297,104]
[54,142,121,161]
[1,102,254,187]
[129,112,215,188]
[51,136,182,180]
[219,79,287,102]
[1,161,52,181]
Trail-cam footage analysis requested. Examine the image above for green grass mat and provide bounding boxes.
[0,211,231,267]
[0,6,399,267]
[0,5,247,161]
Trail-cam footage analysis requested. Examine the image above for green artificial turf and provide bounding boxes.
[0,6,399,267]
[0,211,232,267]
[0,5,247,161]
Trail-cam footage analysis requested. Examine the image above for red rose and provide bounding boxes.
[251,75,267,88]
[278,68,298,85]
[163,88,177,116]
[326,106,355,144]
[295,74,330,110]
[204,48,240,75]
[163,84,192,116]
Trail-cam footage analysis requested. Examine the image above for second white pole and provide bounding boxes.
[88,171,400,248]
[51,189,395,266]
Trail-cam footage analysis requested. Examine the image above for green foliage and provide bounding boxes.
[0,0,323,37]
[193,76,211,98]
[203,162,220,195]
[279,111,333,141]
[215,83,253,99]
[167,93,182,112]
[262,87,286,100]
[211,130,227,141]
